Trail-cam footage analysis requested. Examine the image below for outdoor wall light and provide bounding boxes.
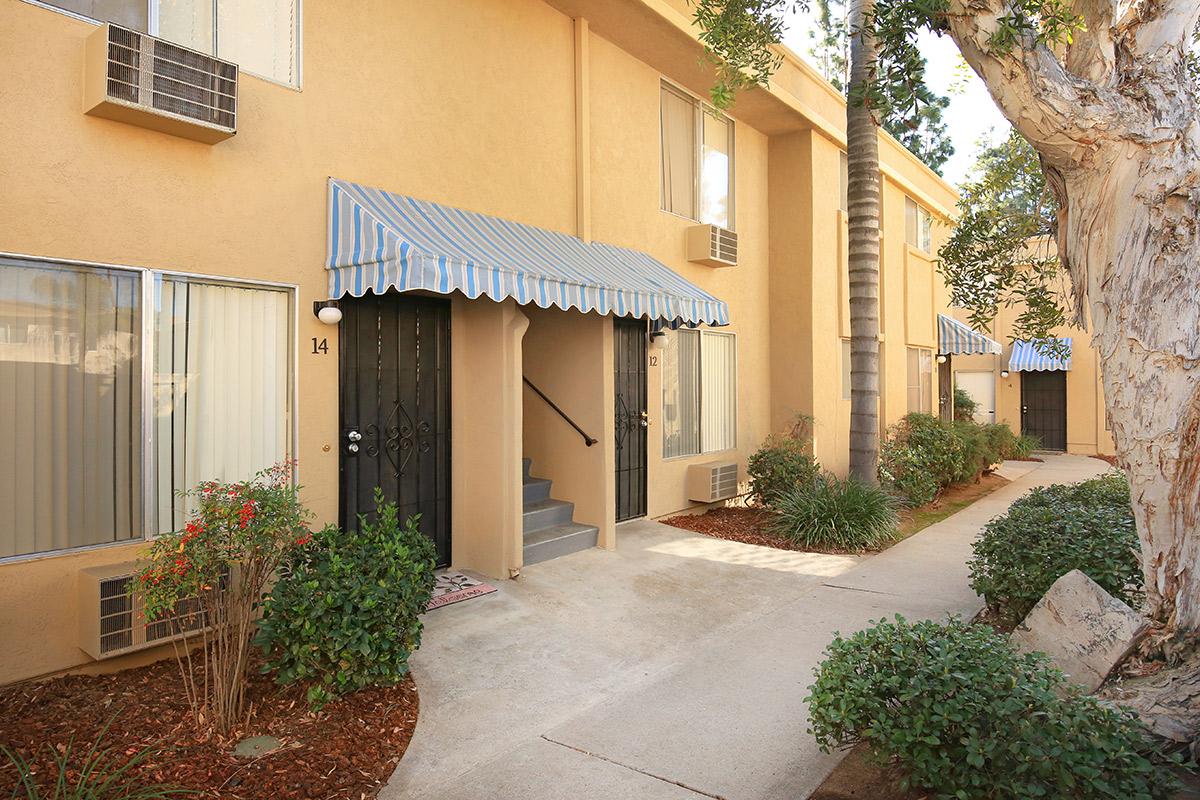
[936,354,948,364]
[313,300,343,325]
[648,330,668,351]
[1000,369,1011,378]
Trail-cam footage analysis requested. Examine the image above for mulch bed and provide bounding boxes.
[660,506,867,555]
[0,654,418,799]
[1091,453,1120,466]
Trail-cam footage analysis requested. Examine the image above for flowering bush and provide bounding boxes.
[138,462,311,734]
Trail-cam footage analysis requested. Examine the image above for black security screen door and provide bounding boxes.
[614,318,648,521]
[1021,370,1066,451]
[340,293,451,566]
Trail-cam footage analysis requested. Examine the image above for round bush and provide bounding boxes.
[257,490,437,707]
[747,430,820,507]
[968,473,1140,624]
[769,475,899,551]
[879,413,965,505]
[807,616,1178,800]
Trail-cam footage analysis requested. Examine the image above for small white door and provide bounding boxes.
[955,371,996,424]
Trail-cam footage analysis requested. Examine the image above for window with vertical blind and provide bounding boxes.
[905,197,933,253]
[660,82,735,229]
[662,329,737,458]
[153,276,292,534]
[0,256,294,559]
[30,0,301,86]
[907,346,933,414]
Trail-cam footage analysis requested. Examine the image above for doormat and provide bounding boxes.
[427,571,498,611]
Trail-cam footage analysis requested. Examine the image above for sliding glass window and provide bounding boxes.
[153,275,292,533]
[0,256,294,559]
[661,329,737,458]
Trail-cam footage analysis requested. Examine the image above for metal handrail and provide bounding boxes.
[523,377,598,447]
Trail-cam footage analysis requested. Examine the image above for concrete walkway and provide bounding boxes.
[381,454,1111,800]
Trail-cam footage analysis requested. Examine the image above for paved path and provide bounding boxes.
[381,454,1111,800]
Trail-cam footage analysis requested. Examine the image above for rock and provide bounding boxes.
[1010,569,1149,693]
[233,735,283,759]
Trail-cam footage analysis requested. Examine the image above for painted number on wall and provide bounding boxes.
[649,355,658,367]
[311,337,329,355]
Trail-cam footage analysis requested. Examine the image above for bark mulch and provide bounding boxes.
[0,655,418,799]
[660,506,851,553]
[1091,453,1120,467]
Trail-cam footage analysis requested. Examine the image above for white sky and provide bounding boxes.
[779,10,1012,186]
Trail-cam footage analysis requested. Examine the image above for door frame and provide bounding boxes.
[614,317,648,522]
[338,292,453,566]
[1020,370,1067,451]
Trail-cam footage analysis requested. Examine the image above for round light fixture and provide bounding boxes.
[649,331,668,351]
[936,354,947,364]
[1000,369,1010,379]
[315,303,343,325]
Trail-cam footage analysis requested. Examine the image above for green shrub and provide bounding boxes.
[747,417,820,506]
[769,475,899,551]
[807,616,1179,800]
[258,489,438,707]
[879,413,965,505]
[952,387,979,421]
[950,420,996,483]
[968,473,1140,624]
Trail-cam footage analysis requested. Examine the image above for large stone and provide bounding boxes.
[233,735,283,759]
[1011,569,1149,692]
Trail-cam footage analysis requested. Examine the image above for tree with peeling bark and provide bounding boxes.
[691,0,1200,646]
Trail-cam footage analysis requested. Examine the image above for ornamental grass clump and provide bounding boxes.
[770,475,899,551]
[807,616,1179,800]
[137,462,311,734]
[968,472,1140,625]
[257,489,437,708]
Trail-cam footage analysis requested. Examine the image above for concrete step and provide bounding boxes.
[522,498,575,534]
[523,476,553,505]
[522,522,599,566]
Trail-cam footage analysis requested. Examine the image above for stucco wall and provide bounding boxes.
[953,305,1114,455]
[0,0,959,684]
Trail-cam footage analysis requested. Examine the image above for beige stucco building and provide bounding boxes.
[949,304,1114,456]
[0,0,957,685]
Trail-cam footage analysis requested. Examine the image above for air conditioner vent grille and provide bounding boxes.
[150,40,237,128]
[98,575,134,654]
[685,461,740,503]
[105,28,140,104]
[686,224,739,267]
[86,23,237,143]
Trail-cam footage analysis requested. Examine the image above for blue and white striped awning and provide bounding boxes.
[937,313,1002,355]
[1009,338,1072,371]
[325,178,729,328]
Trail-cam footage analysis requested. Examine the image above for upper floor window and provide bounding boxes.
[905,197,933,253]
[660,82,735,229]
[32,0,300,86]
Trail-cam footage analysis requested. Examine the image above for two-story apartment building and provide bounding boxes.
[0,0,958,684]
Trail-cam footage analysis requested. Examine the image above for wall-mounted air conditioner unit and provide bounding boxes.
[83,23,238,143]
[685,460,739,503]
[77,562,223,660]
[686,224,738,268]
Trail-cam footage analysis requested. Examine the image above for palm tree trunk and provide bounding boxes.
[846,0,882,484]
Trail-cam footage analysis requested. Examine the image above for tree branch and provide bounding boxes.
[1065,0,1116,83]
[1115,0,1200,60]
[946,0,1121,167]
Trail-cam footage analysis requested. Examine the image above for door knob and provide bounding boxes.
[347,430,362,442]
[640,411,649,428]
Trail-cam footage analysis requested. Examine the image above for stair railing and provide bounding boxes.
[522,376,598,447]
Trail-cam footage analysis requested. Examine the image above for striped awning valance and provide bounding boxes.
[1009,338,1073,371]
[325,178,729,328]
[937,314,1002,355]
